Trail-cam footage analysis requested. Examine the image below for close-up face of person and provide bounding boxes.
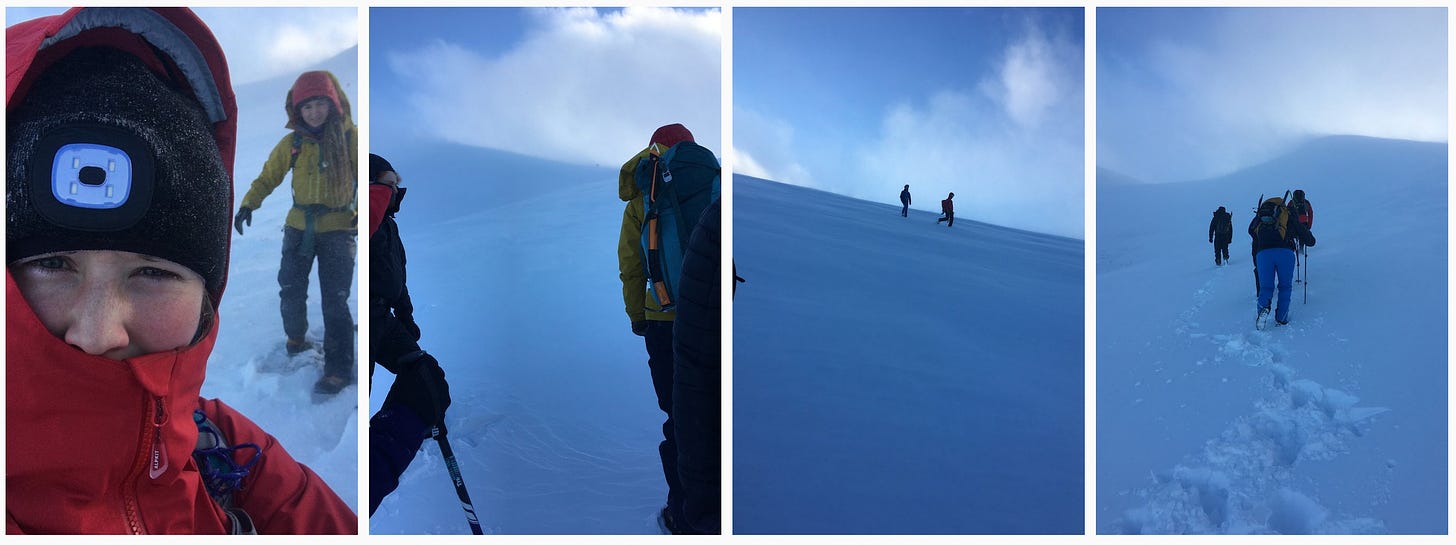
[299,96,332,130]
[10,250,207,360]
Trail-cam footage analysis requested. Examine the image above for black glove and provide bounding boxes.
[385,352,451,428]
[1209,237,1213,243]
[631,320,648,337]
[234,207,253,235]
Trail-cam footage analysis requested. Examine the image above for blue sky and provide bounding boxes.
[370,7,721,168]
[1099,8,1447,183]
[6,8,357,86]
[735,8,1085,239]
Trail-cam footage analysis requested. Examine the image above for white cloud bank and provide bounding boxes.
[195,8,358,86]
[387,8,721,168]
[1099,8,1446,182]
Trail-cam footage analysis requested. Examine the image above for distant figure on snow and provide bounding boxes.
[1249,197,1316,329]
[900,184,911,217]
[1209,206,1233,266]
[1288,189,1314,230]
[936,192,955,226]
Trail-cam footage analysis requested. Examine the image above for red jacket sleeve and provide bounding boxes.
[200,398,358,534]
[368,184,394,238]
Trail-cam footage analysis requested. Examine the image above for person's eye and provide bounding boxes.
[135,266,185,281]
[18,255,74,273]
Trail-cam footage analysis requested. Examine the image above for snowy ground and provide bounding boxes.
[733,175,1084,534]
[1096,135,1447,534]
[363,141,673,534]
[201,48,361,516]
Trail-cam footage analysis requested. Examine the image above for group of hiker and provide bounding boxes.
[1208,189,1317,328]
[899,185,957,226]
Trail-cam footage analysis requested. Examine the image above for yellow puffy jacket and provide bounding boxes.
[618,146,675,323]
[240,72,357,234]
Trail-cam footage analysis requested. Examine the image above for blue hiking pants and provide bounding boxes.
[1256,248,1296,323]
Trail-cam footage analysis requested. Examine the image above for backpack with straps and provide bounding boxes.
[1255,199,1291,247]
[633,141,720,311]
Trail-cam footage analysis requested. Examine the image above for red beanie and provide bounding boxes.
[290,70,341,113]
[650,123,694,148]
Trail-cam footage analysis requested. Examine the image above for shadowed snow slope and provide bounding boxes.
[1097,135,1447,534]
[734,174,1084,534]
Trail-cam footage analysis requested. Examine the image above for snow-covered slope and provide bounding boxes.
[733,175,1084,534]
[1096,135,1447,534]
[364,143,671,534]
[204,47,360,514]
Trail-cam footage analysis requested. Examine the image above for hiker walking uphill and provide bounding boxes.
[1209,206,1234,265]
[618,123,720,534]
[5,8,355,533]
[365,154,453,517]
[936,192,956,226]
[234,70,359,396]
[1249,196,1317,329]
[900,185,912,217]
[1288,189,1314,230]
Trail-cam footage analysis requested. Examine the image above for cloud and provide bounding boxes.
[195,8,358,86]
[387,7,721,167]
[855,20,1085,239]
[1099,8,1446,182]
[732,107,815,188]
[983,21,1078,129]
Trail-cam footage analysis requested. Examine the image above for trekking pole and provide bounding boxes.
[1304,250,1308,304]
[432,426,484,535]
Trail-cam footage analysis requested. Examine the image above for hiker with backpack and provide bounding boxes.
[672,198,722,534]
[365,154,454,516]
[1249,196,1317,328]
[900,184,912,217]
[233,70,358,396]
[1209,206,1234,265]
[618,123,720,534]
[937,192,956,226]
[5,8,355,533]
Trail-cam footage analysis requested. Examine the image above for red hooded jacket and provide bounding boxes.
[6,8,355,534]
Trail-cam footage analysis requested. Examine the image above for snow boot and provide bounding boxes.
[286,337,314,356]
[312,374,351,396]
[1256,306,1271,330]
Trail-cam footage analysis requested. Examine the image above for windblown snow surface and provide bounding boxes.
[203,47,360,516]
[1096,135,1447,534]
[363,141,676,534]
[733,175,1084,534]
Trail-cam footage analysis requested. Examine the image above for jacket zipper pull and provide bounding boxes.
[149,397,169,479]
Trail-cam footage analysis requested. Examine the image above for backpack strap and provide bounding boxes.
[193,409,261,535]
[288,132,302,171]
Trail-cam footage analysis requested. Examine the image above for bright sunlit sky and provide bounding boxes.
[6,7,357,87]
[735,8,1085,239]
[1099,7,1447,184]
[370,7,721,167]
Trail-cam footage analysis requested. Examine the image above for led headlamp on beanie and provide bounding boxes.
[7,47,231,301]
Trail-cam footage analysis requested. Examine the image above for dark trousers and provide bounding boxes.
[644,321,683,512]
[279,227,357,379]
[1213,241,1230,264]
[901,202,909,217]
[937,212,955,226]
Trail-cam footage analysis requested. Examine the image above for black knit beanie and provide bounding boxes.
[7,47,231,301]
[369,153,395,182]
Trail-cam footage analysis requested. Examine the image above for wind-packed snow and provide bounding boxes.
[202,48,360,515]
[733,175,1084,534]
[1097,135,1447,534]
[364,141,673,534]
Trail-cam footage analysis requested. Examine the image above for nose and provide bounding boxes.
[63,283,132,358]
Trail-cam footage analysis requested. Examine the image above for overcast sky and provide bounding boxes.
[1099,7,1447,183]
[370,7,721,168]
[6,7,357,87]
[735,8,1085,239]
